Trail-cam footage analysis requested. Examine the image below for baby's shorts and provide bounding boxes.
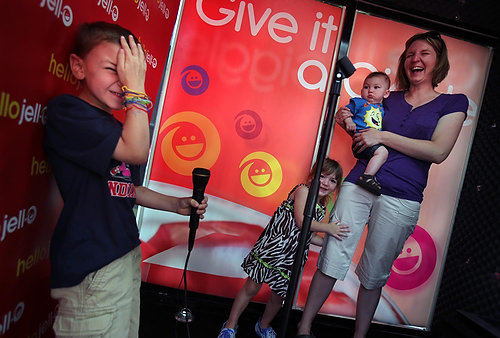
[352,143,382,160]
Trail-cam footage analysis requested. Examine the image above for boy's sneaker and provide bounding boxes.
[255,318,277,338]
[218,321,237,338]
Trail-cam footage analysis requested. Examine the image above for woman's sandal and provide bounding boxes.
[356,174,382,196]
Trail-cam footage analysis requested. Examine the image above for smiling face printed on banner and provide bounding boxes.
[159,111,220,175]
[248,160,272,186]
[239,152,282,197]
[235,110,263,139]
[181,65,210,95]
[170,123,206,161]
[387,226,437,290]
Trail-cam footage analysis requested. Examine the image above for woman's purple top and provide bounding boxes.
[345,91,468,202]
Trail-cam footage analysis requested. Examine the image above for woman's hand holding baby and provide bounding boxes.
[353,128,384,153]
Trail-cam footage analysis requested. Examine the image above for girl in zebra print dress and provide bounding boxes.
[218,158,349,338]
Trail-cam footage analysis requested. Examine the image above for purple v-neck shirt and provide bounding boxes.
[345,91,468,202]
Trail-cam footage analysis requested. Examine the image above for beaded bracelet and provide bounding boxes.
[122,86,153,114]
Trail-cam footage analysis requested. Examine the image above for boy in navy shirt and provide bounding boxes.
[44,22,207,337]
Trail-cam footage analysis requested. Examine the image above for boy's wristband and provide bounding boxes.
[122,86,153,114]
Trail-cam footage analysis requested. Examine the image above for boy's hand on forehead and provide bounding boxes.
[117,35,147,93]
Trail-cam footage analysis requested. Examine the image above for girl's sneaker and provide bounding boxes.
[218,322,237,338]
[255,318,277,338]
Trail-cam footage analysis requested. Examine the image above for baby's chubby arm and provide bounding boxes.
[335,105,354,133]
[345,116,356,134]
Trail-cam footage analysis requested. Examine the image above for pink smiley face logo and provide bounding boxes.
[235,110,263,139]
[386,226,437,290]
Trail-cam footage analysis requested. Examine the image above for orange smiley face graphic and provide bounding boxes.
[239,152,282,197]
[170,123,206,161]
[160,111,220,176]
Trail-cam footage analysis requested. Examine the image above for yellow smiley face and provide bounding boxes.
[364,106,382,129]
[239,152,282,197]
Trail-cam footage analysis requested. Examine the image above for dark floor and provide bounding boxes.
[139,282,498,338]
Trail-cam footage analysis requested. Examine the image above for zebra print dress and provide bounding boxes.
[241,184,326,298]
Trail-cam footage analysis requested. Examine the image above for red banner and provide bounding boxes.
[139,0,343,300]
[139,5,491,331]
[0,1,178,336]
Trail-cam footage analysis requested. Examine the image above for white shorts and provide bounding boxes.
[318,182,420,289]
[51,246,142,337]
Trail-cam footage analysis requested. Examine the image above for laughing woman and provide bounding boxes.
[297,31,469,338]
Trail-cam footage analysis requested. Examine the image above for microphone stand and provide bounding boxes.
[175,168,210,329]
[175,248,195,324]
[277,3,357,335]
[174,239,195,338]
[175,168,210,337]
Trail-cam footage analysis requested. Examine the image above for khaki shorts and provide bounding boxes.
[51,246,142,337]
[318,182,420,289]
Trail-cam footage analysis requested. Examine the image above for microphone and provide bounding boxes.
[188,168,210,252]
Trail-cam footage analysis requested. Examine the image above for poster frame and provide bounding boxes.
[135,0,495,333]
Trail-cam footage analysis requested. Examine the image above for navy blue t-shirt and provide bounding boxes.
[44,94,141,288]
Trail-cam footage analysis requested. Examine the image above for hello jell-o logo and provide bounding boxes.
[157,0,171,20]
[1,206,37,243]
[0,302,24,335]
[0,92,46,126]
[97,0,119,22]
[196,0,338,92]
[40,0,73,27]
[133,0,150,22]
[239,152,282,197]
[159,111,220,175]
